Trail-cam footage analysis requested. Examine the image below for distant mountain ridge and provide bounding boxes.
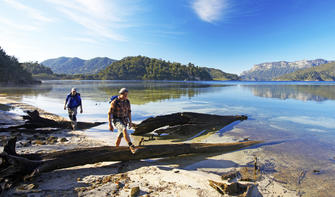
[41,55,239,81]
[41,57,116,74]
[275,62,335,81]
[240,59,331,81]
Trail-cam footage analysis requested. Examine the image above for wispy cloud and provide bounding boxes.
[46,0,123,22]
[274,116,335,129]
[63,36,99,44]
[191,0,230,23]
[4,0,54,22]
[46,0,139,41]
[0,17,38,31]
[58,7,126,41]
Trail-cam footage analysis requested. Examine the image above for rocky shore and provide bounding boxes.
[0,96,298,197]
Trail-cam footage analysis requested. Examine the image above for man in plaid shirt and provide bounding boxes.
[108,88,137,154]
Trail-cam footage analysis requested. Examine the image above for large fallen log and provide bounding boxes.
[0,137,262,193]
[133,112,248,137]
[0,110,104,133]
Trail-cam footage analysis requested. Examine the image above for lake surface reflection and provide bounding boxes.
[1,80,335,131]
[1,80,335,194]
[244,84,335,102]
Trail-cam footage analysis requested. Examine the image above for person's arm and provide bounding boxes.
[128,101,133,128]
[64,95,69,110]
[108,101,115,131]
[128,112,133,128]
[78,95,83,113]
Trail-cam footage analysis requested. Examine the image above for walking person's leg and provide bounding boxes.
[122,128,132,145]
[72,107,78,130]
[114,119,137,154]
[68,108,73,121]
[68,107,77,130]
[121,125,137,154]
[115,135,122,147]
[114,119,124,147]
[68,108,74,128]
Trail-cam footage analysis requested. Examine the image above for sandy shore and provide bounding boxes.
[0,95,298,197]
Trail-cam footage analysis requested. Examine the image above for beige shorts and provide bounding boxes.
[114,118,127,138]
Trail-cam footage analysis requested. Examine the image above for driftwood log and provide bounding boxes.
[0,110,104,133]
[0,137,261,193]
[134,112,248,136]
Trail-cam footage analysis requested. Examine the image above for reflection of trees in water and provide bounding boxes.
[0,81,231,105]
[98,82,230,105]
[0,84,52,97]
[245,85,335,102]
[100,87,195,105]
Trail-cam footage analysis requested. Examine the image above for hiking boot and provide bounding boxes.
[129,145,138,154]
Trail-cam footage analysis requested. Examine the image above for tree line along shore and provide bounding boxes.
[0,46,239,84]
[2,45,334,84]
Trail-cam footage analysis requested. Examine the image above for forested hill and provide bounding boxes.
[203,67,240,80]
[41,57,116,74]
[274,62,335,81]
[0,47,39,84]
[96,56,238,81]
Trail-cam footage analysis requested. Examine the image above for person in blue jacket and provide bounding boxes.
[64,87,83,130]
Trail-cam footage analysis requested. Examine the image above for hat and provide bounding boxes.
[119,88,128,94]
[71,87,77,92]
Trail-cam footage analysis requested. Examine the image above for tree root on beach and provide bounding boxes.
[0,137,262,194]
[208,180,260,197]
[133,112,248,138]
[0,110,104,133]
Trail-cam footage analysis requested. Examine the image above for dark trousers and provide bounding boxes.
[68,107,78,128]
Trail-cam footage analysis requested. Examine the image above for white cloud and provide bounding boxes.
[46,0,122,21]
[0,17,38,31]
[4,0,54,22]
[192,0,229,23]
[46,0,139,41]
[57,7,126,41]
[62,36,99,44]
[308,128,327,133]
[274,116,335,129]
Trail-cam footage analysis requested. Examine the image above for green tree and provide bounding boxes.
[97,56,213,81]
[0,47,39,84]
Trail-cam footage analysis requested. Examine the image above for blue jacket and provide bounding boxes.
[66,93,82,109]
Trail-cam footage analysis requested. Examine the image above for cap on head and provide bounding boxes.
[119,88,128,94]
[71,87,77,92]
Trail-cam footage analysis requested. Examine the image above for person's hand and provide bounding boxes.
[109,124,114,131]
[64,106,66,110]
[80,109,83,113]
[129,122,135,129]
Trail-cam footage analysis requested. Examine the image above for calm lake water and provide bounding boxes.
[1,80,335,194]
[2,80,335,144]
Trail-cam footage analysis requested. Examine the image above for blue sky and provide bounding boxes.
[1,0,335,74]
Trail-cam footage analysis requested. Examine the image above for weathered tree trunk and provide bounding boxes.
[0,137,261,193]
[0,110,104,133]
[134,112,248,136]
